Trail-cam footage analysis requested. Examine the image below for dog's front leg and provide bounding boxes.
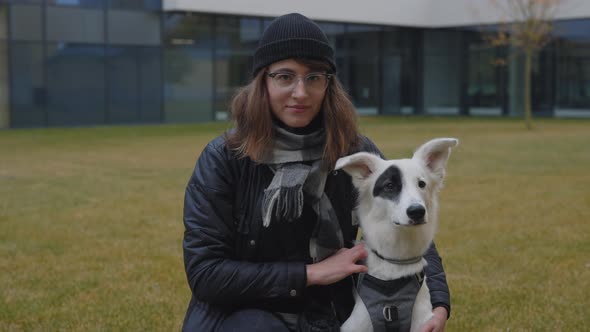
[410,277,434,332]
[341,288,373,332]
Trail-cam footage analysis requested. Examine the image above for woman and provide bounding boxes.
[182,13,450,332]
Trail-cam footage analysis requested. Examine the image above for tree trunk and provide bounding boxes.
[524,49,533,130]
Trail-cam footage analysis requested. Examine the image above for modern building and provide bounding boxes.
[1,0,589,128]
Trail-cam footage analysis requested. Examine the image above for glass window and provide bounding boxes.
[466,31,507,116]
[138,47,162,122]
[553,19,590,42]
[214,17,259,52]
[0,5,7,39]
[108,10,161,46]
[423,29,463,115]
[213,53,251,119]
[47,6,105,43]
[164,14,213,122]
[317,21,348,99]
[399,28,420,114]
[531,46,555,114]
[9,42,45,127]
[342,24,381,115]
[46,43,106,126]
[108,0,161,10]
[46,0,104,8]
[106,46,161,124]
[164,13,213,48]
[214,17,260,119]
[468,44,501,112]
[554,20,590,113]
[317,22,346,51]
[10,5,42,41]
[164,46,213,122]
[107,46,139,123]
[0,41,9,128]
[556,41,590,109]
[381,26,419,115]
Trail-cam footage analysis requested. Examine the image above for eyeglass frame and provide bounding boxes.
[266,71,333,92]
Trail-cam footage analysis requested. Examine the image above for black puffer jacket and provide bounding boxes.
[182,134,450,331]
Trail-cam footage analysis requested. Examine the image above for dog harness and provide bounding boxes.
[356,272,425,332]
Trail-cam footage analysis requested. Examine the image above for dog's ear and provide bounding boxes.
[412,138,459,178]
[335,152,381,180]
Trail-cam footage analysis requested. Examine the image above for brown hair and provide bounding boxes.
[226,59,360,169]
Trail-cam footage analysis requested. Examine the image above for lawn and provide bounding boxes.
[1,117,589,331]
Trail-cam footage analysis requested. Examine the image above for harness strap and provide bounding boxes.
[356,271,425,332]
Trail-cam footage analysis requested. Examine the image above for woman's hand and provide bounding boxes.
[306,244,368,286]
[419,306,448,332]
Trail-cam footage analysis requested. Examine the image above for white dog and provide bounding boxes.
[336,138,458,332]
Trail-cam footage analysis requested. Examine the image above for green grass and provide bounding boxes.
[1,117,589,331]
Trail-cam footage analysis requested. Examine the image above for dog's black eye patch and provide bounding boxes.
[373,165,402,201]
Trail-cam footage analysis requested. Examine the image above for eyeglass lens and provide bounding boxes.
[269,72,329,91]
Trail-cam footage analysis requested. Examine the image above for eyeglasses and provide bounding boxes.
[267,71,332,92]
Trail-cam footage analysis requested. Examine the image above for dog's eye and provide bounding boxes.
[385,182,396,191]
[418,180,426,189]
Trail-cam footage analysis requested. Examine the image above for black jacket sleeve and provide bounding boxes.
[183,139,307,306]
[424,242,451,317]
[359,135,451,316]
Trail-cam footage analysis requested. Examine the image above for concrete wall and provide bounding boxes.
[164,0,590,27]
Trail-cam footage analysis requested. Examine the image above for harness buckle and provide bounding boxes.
[382,305,398,322]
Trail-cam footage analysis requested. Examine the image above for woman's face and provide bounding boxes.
[266,59,327,129]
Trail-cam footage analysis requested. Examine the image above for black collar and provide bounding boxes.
[370,248,423,265]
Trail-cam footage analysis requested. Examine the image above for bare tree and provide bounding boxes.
[486,0,564,129]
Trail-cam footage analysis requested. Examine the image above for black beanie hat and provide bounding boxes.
[252,13,336,77]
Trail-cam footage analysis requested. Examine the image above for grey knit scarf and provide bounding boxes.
[261,126,343,263]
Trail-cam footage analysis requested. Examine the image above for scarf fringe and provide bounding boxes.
[262,186,304,227]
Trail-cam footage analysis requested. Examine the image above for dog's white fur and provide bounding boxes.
[336,138,458,332]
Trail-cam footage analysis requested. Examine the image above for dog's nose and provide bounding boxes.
[406,204,426,222]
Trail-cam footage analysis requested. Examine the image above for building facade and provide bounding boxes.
[0,0,589,128]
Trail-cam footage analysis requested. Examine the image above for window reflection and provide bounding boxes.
[107,46,162,124]
[10,42,45,127]
[556,41,590,109]
[164,13,213,48]
[343,24,380,115]
[164,13,214,122]
[108,10,161,46]
[46,43,106,126]
[214,17,260,120]
[466,30,507,116]
[554,20,590,115]
[423,29,462,115]
[381,27,418,115]
[164,47,213,122]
